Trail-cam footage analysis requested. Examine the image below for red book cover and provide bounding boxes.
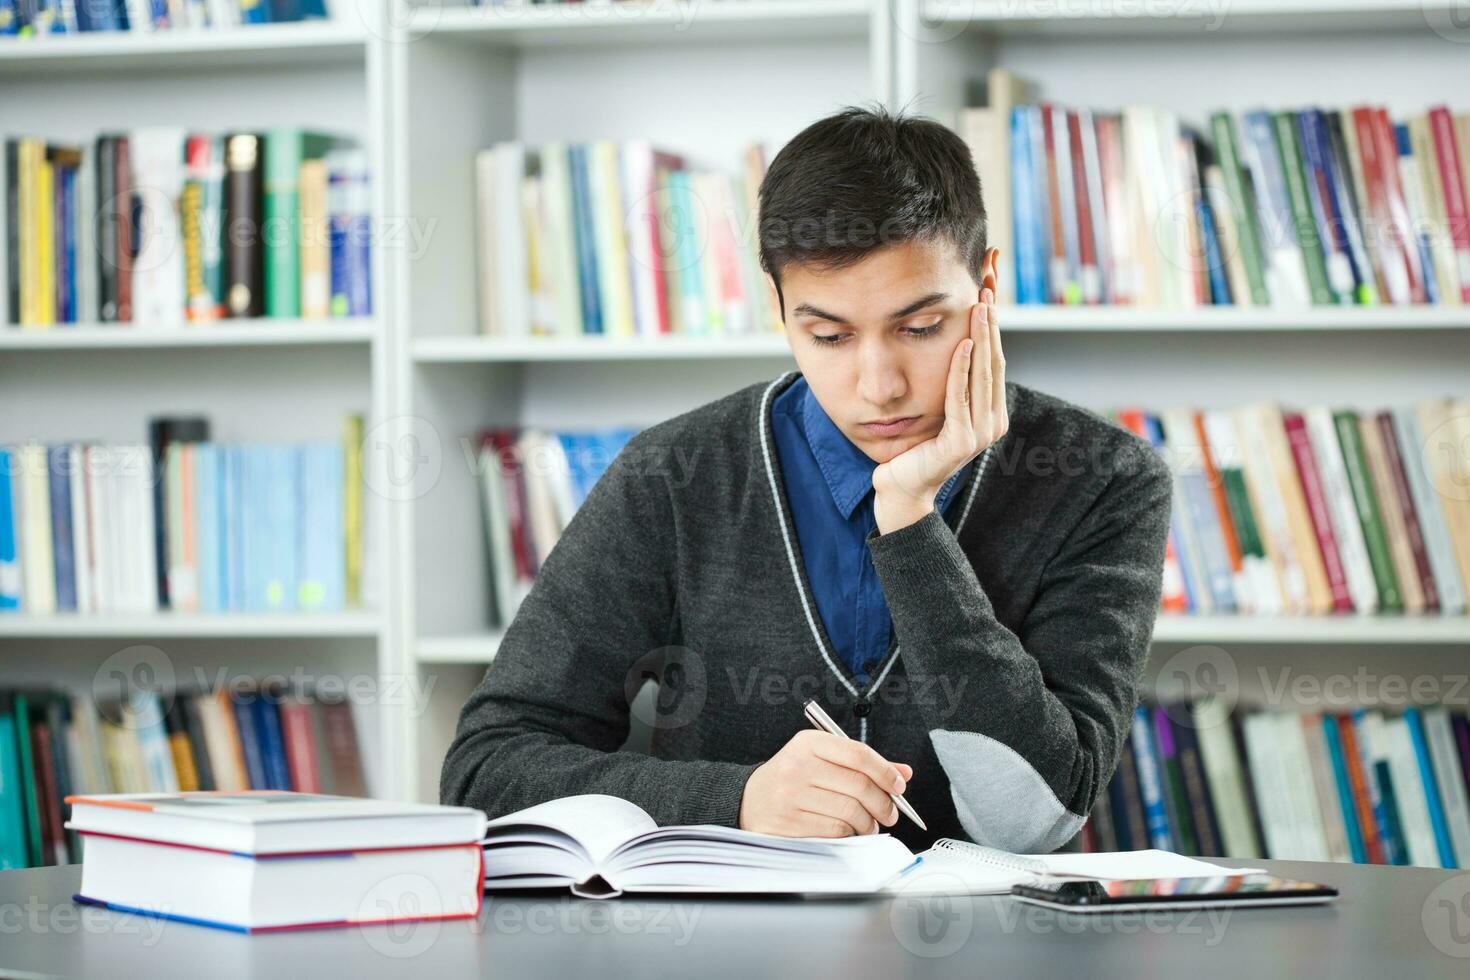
[1352,107,1410,305]
[1040,104,1067,304]
[114,135,133,323]
[318,700,366,799]
[1372,107,1427,302]
[1067,110,1099,304]
[278,696,321,794]
[30,719,65,866]
[1428,106,1470,303]
[1337,714,1386,864]
[647,149,685,336]
[483,429,536,583]
[1095,115,1131,304]
[1283,412,1353,611]
[1376,411,1439,611]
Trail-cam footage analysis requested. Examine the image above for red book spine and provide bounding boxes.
[1428,106,1470,303]
[1353,107,1407,305]
[484,429,535,583]
[1337,714,1386,864]
[1067,110,1098,304]
[1376,411,1439,611]
[30,720,65,866]
[1041,104,1066,304]
[1284,412,1353,611]
[278,698,321,793]
[114,136,133,323]
[1373,107,1427,302]
[650,150,685,335]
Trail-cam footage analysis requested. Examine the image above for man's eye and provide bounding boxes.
[904,323,942,338]
[811,333,848,346]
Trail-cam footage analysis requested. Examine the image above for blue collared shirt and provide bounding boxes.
[770,375,975,687]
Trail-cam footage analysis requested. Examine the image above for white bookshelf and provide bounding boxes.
[6,0,1468,808]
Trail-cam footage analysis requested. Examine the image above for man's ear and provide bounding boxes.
[980,247,1001,297]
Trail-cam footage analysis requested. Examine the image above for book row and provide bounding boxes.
[475,140,781,340]
[0,415,366,615]
[475,425,635,627]
[0,0,328,35]
[962,72,1470,310]
[1090,701,1470,871]
[1110,398,1470,617]
[0,683,368,870]
[4,128,372,329]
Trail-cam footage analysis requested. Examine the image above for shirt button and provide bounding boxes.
[854,700,872,718]
[863,659,880,676]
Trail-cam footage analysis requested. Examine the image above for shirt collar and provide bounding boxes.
[795,376,975,522]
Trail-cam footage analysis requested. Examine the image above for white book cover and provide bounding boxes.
[1201,409,1280,614]
[84,446,110,614]
[1242,713,1294,859]
[19,444,55,615]
[1232,408,1309,613]
[129,128,188,328]
[474,149,500,335]
[1276,713,1330,862]
[1394,407,1466,615]
[1191,698,1261,859]
[1383,716,1441,868]
[1304,405,1380,614]
[68,444,93,616]
[619,141,661,339]
[1300,713,1352,862]
[1424,708,1470,869]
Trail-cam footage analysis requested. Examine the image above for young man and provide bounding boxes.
[442,106,1172,853]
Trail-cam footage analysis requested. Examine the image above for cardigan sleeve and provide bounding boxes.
[865,444,1172,853]
[439,432,758,826]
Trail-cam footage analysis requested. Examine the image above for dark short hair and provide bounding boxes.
[757,103,987,317]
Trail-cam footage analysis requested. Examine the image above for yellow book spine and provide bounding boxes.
[343,414,363,608]
[35,151,55,327]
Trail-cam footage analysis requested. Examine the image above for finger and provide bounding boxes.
[896,763,914,781]
[800,786,885,835]
[793,811,859,839]
[809,759,900,828]
[809,734,906,794]
[944,332,974,437]
[989,293,1007,430]
[971,292,993,432]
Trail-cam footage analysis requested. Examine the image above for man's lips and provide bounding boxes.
[861,416,920,437]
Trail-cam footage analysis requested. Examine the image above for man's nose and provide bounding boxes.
[855,339,907,406]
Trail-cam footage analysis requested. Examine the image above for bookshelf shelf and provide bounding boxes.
[0,21,369,74]
[428,0,874,48]
[0,320,378,351]
[413,333,793,362]
[0,611,381,639]
[417,633,504,665]
[915,0,1447,38]
[1151,615,1470,645]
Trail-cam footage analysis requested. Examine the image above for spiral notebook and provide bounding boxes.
[886,838,1265,896]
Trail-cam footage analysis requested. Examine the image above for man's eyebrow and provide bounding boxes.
[790,291,951,325]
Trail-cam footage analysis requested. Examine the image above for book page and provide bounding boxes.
[483,794,656,867]
[1028,850,1265,880]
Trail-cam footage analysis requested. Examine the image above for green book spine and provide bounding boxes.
[1210,113,1270,305]
[12,693,42,867]
[1273,112,1333,305]
[1221,467,1266,560]
[263,129,335,318]
[0,694,30,869]
[1334,410,1402,611]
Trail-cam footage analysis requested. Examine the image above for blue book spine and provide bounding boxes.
[1322,715,1367,863]
[670,171,705,335]
[47,446,77,612]
[1304,110,1362,299]
[227,446,245,612]
[1010,107,1045,305]
[245,446,264,612]
[133,693,176,791]
[308,445,346,611]
[567,145,603,334]
[1406,707,1457,868]
[60,165,77,321]
[146,0,166,26]
[0,448,19,610]
[1141,414,1200,610]
[238,0,271,23]
[1175,462,1236,611]
[267,0,300,20]
[1353,710,1406,865]
[195,444,220,613]
[1130,706,1173,850]
[0,696,28,868]
[0,0,19,35]
[1196,186,1232,304]
[252,693,292,790]
[231,689,267,789]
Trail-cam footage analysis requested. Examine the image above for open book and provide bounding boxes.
[480,795,915,898]
[481,795,1259,900]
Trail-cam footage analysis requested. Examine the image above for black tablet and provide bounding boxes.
[1011,874,1340,913]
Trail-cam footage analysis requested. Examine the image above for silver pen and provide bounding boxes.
[802,698,927,832]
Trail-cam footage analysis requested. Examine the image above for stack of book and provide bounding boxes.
[67,792,486,933]
[961,71,1470,309]
[0,683,368,870]
[1111,398,1470,617]
[0,0,328,36]
[0,414,366,615]
[4,128,371,328]
[1091,700,1470,870]
[476,425,636,627]
[474,140,781,340]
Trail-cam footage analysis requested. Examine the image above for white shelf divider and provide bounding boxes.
[0,319,378,350]
[0,611,381,639]
[1151,615,1470,646]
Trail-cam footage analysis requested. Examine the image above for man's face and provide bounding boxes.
[777,238,996,465]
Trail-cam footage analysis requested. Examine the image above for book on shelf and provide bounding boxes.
[0,681,369,870]
[475,425,636,627]
[67,791,485,933]
[3,129,371,329]
[474,139,781,341]
[957,73,1470,310]
[1111,397,1470,618]
[1088,700,1470,872]
[0,0,329,36]
[0,412,365,615]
